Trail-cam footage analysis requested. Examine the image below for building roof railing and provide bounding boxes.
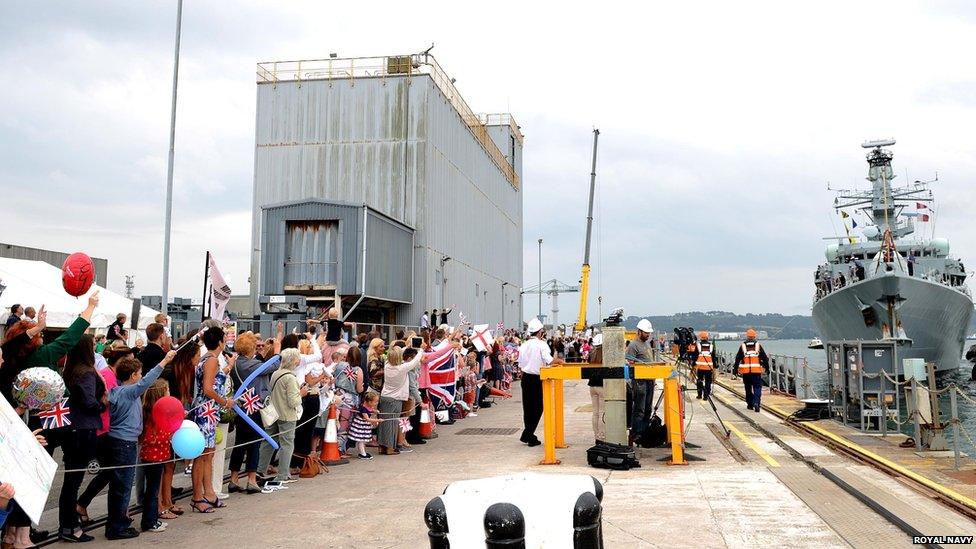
[256,53,521,190]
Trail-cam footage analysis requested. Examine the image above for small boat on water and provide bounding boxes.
[808,337,824,349]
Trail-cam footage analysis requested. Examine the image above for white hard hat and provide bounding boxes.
[527,317,544,334]
[636,319,653,333]
[592,333,603,346]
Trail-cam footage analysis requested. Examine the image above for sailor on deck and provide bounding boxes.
[694,331,714,400]
[734,328,769,412]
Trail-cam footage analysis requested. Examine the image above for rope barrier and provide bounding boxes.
[58,397,430,474]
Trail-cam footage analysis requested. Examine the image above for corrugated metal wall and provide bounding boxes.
[365,210,413,303]
[0,242,109,287]
[252,72,522,326]
[260,201,360,295]
[407,78,523,327]
[284,220,339,287]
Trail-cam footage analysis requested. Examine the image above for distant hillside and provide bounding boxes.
[621,311,818,340]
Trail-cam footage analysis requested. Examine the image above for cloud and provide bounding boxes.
[0,0,975,323]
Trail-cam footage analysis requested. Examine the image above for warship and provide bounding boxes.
[811,140,973,373]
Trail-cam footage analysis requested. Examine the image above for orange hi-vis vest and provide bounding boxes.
[695,341,714,371]
[738,341,763,375]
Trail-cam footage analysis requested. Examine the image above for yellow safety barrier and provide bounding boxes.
[539,363,687,466]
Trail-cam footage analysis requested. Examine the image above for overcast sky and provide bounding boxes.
[2,1,975,320]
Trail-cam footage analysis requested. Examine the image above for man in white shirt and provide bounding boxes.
[518,317,563,446]
[420,310,430,330]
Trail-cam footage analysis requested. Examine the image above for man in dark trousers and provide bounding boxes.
[518,318,562,446]
[733,329,769,412]
[626,319,655,445]
[137,323,167,375]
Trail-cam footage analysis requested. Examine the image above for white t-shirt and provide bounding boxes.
[518,337,553,375]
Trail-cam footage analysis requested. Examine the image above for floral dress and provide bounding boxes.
[191,352,227,447]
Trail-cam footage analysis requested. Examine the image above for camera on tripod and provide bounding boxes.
[604,308,624,327]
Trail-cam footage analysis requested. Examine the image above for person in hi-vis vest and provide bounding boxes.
[694,331,715,400]
[733,329,769,412]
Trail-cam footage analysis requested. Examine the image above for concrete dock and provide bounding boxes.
[45,371,975,548]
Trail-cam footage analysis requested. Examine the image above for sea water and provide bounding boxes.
[708,339,976,447]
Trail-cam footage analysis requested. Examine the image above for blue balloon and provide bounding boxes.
[172,426,206,459]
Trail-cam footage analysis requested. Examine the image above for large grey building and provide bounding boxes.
[250,53,524,328]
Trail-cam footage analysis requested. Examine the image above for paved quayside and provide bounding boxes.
[80,375,976,548]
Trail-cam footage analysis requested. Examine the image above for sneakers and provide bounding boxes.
[144,521,167,533]
[280,477,299,484]
[358,453,373,460]
[261,481,287,493]
[397,447,414,453]
[468,412,478,417]
[105,527,140,540]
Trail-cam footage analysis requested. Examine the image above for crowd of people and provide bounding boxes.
[0,298,530,546]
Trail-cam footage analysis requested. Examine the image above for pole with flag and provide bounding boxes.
[839,211,855,244]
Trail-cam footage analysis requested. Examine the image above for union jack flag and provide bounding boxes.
[238,388,263,415]
[37,398,71,429]
[198,400,219,426]
[458,311,469,327]
[426,341,457,409]
[496,321,504,331]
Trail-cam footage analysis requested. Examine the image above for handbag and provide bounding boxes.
[298,454,324,478]
[260,372,290,427]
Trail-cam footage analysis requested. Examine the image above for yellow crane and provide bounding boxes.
[575,128,600,332]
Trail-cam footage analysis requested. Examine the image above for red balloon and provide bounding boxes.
[152,396,186,433]
[62,253,95,297]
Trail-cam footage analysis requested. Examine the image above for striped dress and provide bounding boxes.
[348,404,376,442]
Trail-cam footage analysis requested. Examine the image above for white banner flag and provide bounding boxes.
[470,324,493,353]
[208,252,232,320]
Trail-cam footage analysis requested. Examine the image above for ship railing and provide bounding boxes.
[255,54,520,190]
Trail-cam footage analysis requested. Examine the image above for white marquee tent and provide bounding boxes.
[0,257,160,330]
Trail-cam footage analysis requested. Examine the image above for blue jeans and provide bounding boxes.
[105,438,138,536]
[139,463,163,531]
[742,373,763,409]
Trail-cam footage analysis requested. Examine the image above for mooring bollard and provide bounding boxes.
[484,502,526,549]
[573,492,603,549]
[425,496,450,549]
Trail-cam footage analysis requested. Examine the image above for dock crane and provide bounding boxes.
[575,129,599,332]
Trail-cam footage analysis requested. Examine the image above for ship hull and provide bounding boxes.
[812,273,973,372]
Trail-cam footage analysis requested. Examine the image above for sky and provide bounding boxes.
[2,0,975,320]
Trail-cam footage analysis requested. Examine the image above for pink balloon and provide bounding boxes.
[152,396,185,433]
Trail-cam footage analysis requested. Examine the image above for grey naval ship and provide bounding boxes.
[812,139,973,373]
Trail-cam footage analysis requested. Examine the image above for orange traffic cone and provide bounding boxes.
[419,401,436,439]
[319,402,349,466]
[489,387,512,399]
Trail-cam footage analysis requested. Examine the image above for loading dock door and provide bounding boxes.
[284,220,339,289]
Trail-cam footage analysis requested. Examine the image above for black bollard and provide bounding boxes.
[483,502,525,549]
[589,476,604,502]
[573,492,603,549]
[424,496,450,549]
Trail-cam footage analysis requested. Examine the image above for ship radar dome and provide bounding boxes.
[931,238,950,255]
[825,243,840,262]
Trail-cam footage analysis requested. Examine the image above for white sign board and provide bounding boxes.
[0,397,58,524]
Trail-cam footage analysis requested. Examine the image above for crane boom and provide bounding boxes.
[575,128,599,332]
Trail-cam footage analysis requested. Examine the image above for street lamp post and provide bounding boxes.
[161,0,184,315]
[537,238,543,318]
